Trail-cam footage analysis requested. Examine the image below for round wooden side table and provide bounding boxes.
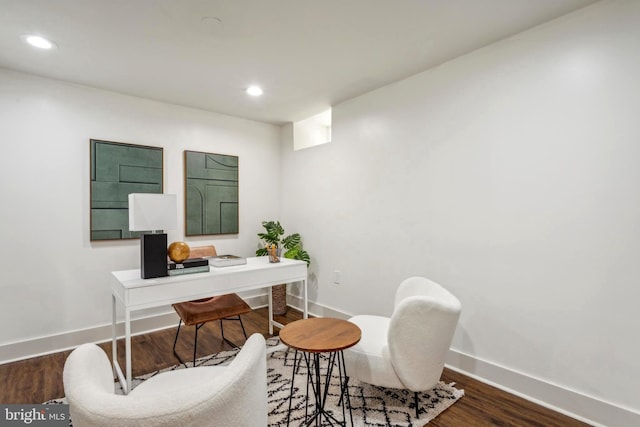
[279,317,361,426]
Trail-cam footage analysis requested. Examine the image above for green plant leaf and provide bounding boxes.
[283,247,311,267]
[256,247,268,257]
[283,247,299,259]
[282,233,301,249]
[297,249,311,266]
[263,220,284,237]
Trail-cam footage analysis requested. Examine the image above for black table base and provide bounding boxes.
[286,349,354,426]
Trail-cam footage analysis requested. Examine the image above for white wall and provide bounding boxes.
[1,1,639,424]
[280,0,639,424]
[0,69,281,357]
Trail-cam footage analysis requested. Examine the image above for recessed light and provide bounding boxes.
[246,86,263,96]
[23,35,56,50]
[201,16,223,27]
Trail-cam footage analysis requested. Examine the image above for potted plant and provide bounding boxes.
[256,220,311,314]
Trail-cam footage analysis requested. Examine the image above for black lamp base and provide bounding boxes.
[140,233,168,279]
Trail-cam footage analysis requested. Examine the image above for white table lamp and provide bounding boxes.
[128,193,177,279]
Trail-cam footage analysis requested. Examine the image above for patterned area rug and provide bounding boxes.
[49,337,463,426]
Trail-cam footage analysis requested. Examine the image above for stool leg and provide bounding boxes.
[341,352,354,426]
[219,316,246,348]
[193,323,203,367]
[172,320,188,368]
[238,316,248,339]
[286,349,299,427]
[172,319,182,352]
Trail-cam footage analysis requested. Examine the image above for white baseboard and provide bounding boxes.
[287,293,350,320]
[0,294,267,364]
[0,293,337,364]
[3,294,637,427]
[445,349,640,427]
[0,311,180,364]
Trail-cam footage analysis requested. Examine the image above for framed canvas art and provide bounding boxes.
[184,150,239,236]
[90,139,163,241]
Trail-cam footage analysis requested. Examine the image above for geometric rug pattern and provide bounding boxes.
[48,337,463,426]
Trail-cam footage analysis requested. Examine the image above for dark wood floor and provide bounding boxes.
[0,307,590,427]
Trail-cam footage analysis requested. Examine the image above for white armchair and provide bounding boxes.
[343,276,461,418]
[63,333,267,427]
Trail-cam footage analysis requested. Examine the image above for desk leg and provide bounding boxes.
[124,308,132,393]
[268,286,274,335]
[111,294,117,377]
[111,295,129,394]
[303,278,308,319]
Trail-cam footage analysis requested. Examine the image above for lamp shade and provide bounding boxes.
[128,193,177,231]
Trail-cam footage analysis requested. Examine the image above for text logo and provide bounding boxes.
[1,405,69,426]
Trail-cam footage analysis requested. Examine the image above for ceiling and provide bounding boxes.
[0,0,598,125]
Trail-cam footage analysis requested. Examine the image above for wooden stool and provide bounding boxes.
[172,293,252,367]
[280,318,361,426]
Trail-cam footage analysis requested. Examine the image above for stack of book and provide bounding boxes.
[210,254,247,268]
[168,257,210,276]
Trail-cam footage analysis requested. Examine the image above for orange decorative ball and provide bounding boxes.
[168,241,190,263]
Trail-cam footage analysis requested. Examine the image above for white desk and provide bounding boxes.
[111,256,308,393]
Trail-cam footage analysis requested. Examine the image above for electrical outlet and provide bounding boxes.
[333,270,341,284]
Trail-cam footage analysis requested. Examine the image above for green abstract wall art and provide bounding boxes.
[90,139,163,241]
[184,150,239,236]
